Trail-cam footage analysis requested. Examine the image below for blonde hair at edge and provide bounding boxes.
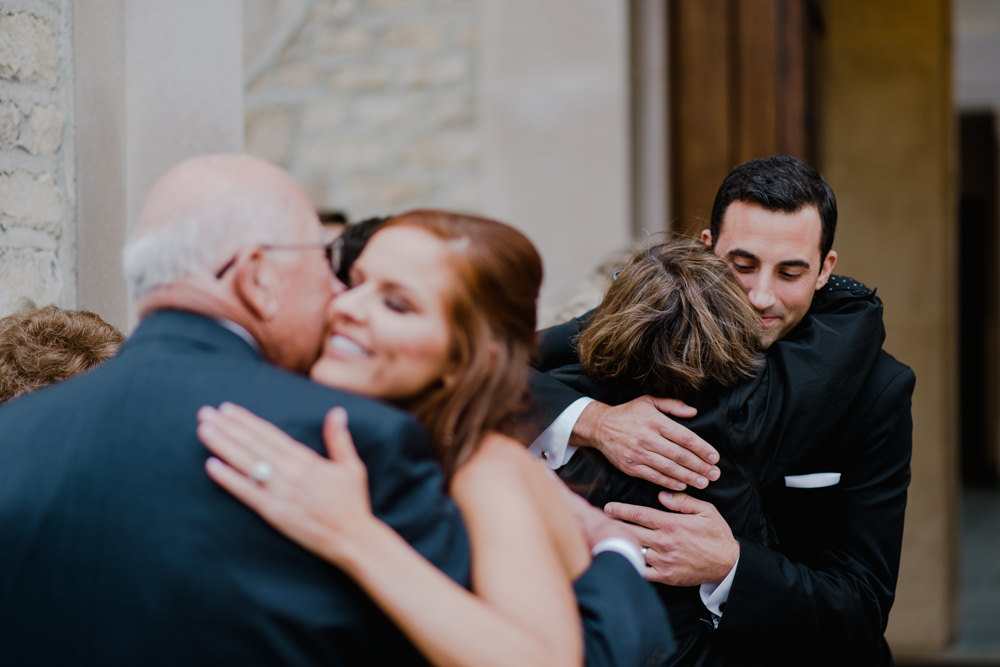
[377,210,543,478]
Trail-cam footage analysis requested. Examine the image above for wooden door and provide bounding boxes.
[669,0,817,236]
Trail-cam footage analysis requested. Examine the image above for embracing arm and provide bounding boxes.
[522,314,720,489]
[198,405,583,667]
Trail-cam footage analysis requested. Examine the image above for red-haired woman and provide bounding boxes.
[196,210,664,667]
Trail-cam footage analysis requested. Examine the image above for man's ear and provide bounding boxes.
[699,229,713,248]
[232,249,279,320]
[815,249,838,290]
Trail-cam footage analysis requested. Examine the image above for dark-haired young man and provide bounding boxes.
[530,155,914,665]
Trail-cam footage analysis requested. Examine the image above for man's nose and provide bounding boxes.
[747,275,777,311]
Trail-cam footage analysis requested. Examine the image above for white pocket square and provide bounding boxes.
[784,472,841,488]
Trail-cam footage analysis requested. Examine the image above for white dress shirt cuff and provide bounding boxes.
[699,555,739,622]
[591,537,645,576]
[528,397,593,469]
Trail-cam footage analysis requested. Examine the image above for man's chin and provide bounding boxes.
[759,326,784,350]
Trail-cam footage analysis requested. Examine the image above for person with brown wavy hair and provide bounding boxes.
[541,239,771,659]
[577,238,763,404]
[197,209,673,667]
[0,305,124,404]
[548,236,772,556]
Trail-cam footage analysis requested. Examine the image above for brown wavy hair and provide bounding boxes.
[378,210,542,477]
[0,306,125,404]
[578,238,763,401]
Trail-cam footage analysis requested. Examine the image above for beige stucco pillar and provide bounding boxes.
[816,0,957,654]
[73,0,244,331]
[480,0,633,322]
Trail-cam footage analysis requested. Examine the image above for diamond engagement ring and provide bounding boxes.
[250,459,274,484]
[641,547,649,562]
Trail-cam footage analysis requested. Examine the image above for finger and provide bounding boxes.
[205,455,272,514]
[216,402,316,462]
[564,488,605,520]
[646,396,697,418]
[658,490,712,516]
[198,404,278,464]
[620,522,659,547]
[650,447,719,487]
[633,452,711,490]
[643,563,672,585]
[214,403,294,452]
[629,464,689,492]
[656,421,720,468]
[197,409,265,476]
[322,407,362,464]
[603,501,674,530]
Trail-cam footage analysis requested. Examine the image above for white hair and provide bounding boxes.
[122,190,306,300]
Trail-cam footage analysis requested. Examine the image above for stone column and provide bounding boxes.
[480,0,632,322]
[0,2,75,316]
[816,0,957,655]
[74,0,243,330]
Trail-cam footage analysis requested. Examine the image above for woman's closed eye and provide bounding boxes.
[384,293,413,314]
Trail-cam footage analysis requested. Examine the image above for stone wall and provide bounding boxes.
[244,0,481,220]
[0,0,75,317]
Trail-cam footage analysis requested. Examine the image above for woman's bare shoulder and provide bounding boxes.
[451,433,539,498]
[449,434,576,528]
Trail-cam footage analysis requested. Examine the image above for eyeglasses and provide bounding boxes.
[214,237,343,279]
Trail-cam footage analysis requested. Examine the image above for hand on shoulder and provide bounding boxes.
[198,402,380,566]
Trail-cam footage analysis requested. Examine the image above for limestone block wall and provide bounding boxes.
[0,1,75,317]
[245,0,481,220]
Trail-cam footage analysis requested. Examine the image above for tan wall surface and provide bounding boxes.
[481,0,632,322]
[816,0,957,654]
[74,0,244,331]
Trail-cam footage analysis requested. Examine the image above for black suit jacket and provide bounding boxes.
[529,277,914,666]
[0,310,673,666]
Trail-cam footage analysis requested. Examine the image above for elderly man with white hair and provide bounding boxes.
[0,154,470,665]
[0,154,672,667]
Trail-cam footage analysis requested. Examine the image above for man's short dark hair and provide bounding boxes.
[709,155,838,260]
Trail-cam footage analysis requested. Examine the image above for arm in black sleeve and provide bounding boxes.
[511,313,592,444]
[532,313,589,372]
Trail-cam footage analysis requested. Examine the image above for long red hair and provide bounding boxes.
[378,209,542,477]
